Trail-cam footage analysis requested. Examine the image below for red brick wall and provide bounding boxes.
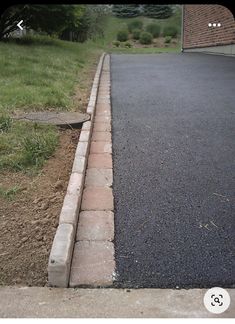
[183,5,235,49]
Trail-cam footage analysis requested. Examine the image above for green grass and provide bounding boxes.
[0,118,59,172]
[0,35,104,172]
[0,37,103,113]
[0,12,181,172]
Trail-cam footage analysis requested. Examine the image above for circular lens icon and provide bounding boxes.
[204,287,230,314]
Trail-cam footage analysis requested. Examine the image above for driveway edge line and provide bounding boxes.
[48,52,106,288]
[69,54,116,288]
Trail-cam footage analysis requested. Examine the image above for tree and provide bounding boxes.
[60,5,109,43]
[0,5,84,40]
[143,5,173,19]
[112,5,140,18]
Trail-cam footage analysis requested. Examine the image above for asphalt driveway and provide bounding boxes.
[111,53,235,288]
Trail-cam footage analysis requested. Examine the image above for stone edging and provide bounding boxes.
[69,54,115,288]
[48,53,106,287]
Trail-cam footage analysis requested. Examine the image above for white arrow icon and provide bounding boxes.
[17,20,23,31]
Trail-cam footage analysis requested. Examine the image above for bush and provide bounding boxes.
[112,40,121,47]
[139,31,153,45]
[132,28,141,40]
[124,41,132,48]
[127,19,143,32]
[0,115,12,132]
[164,36,172,44]
[146,23,161,38]
[117,30,129,42]
[9,35,60,46]
[163,25,178,38]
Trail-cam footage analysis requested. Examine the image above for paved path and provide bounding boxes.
[0,287,234,317]
[111,53,235,288]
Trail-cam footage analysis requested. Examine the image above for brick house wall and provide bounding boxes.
[183,5,235,49]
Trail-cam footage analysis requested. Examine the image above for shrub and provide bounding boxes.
[145,23,161,38]
[164,36,172,44]
[139,31,153,45]
[163,25,178,38]
[0,115,12,132]
[132,28,141,40]
[127,19,143,32]
[124,41,132,48]
[9,35,60,46]
[112,40,121,47]
[117,30,128,42]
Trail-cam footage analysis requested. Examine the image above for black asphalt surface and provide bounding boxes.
[111,53,235,288]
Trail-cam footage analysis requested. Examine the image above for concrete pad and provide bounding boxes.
[0,287,234,318]
[13,111,90,127]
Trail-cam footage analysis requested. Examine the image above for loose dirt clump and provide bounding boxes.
[0,128,80,286]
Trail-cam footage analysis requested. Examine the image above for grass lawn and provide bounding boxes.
[0,36,104,173]
[0,13,181,174]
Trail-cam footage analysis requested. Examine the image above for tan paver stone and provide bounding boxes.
[69,241,115,287]
[85,168,113,187]
[76,211,114,241]
[90,142,112,154]
[95,115,111,123]
[81,187,114,210]
[88,154,112,169]
[92,131,111,142]
[93,122,111,132]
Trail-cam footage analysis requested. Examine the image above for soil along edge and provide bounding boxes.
[48,53,106,288]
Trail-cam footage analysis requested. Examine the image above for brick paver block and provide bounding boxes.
[95,110,111,117]
[90,142,112,154]
[85,168,113,187]
[75,141,89,157]
[76,211,114,241]
[96,103,110,110]
[92,132,111,142]
[95,116,111,123]
[93,122,111,132]
[69,241,115,287]
[79,130,90,142]
[72,155,86,174]
[88,154,112,169]
[82,121,91,131]
[81,187,114,210]
[48,223,74,287]
[59,173,83,226]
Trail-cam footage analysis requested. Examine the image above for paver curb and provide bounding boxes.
[48,52,106,287]
[69,54,116,288]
